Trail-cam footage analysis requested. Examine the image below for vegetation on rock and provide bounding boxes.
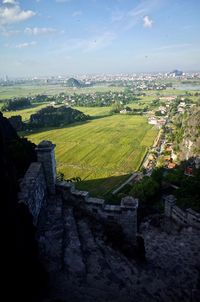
[2,97,31,111]
[169,104,200,159]
[30,105,89,128]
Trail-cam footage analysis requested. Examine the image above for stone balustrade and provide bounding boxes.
[57,179,139,242]
[164,195,200,229]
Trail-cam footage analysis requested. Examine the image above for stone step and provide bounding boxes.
[37,196,63,272]
[96,238,138,289]
[76,219,111,284]
[62,207,86,276]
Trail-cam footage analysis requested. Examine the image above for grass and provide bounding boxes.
[27,114,158,197]
[0,84,125,100]
[1,82,198,198]
[1,83,199,101]
[0,85,60,100]
[74,106,112,117]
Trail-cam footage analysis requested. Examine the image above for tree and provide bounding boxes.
[156,155,165,168]
[2,98,31,111]
[129,177,159,203]
[110,101,123,113]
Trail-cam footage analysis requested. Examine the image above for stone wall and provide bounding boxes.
[18,162,47,226]
[56,181,138,242]
[164,195,200,229]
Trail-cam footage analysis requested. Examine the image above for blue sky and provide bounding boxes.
[0,0,200,77]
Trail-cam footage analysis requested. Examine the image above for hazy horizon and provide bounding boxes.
[1,0,200,77]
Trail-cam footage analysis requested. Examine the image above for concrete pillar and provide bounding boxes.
[120,196,138,243]
[36,140,56,194]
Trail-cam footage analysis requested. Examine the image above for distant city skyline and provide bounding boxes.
[0,0,200,77]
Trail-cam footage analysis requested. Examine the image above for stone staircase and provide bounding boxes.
[37,195,63,272]
[62,207,86,277]
[37,194,200,302]
[37,194,139,301]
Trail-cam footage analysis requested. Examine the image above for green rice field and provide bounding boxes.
[27,114,158,197]
[0,84,125,100]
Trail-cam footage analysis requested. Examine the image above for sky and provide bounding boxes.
[0,0,200,77]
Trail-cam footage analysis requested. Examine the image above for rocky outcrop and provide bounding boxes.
[0,113,46,301]
[8,115,24,131]
[178,106,200,160]
[30,105,88,128]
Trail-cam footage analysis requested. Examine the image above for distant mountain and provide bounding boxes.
[169,69,183,76]
[65,78,82,88]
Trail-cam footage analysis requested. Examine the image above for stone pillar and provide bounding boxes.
[164,195,176,218]
[187,208,200,229]
[195,157,200,169]
[36,140,56,194]
[120,196,138,243]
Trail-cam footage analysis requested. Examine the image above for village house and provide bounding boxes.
[159,106,167,114]
[148,117,157,125]
[120,109,128,114]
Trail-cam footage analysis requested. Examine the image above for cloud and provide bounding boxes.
[25,27,56,35]
[0,4,36,25]
[111,0,162,30]
[128,8,147,18]
[154,43,192,51]
[15,41,37,48]
[126,1,154,30]
[0,28,20,36]
[143,15,153,28]
[2,0,17,4]
[72,10,82,17]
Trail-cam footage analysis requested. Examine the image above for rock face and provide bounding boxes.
[8,115,24,131]
[179,106,200,160]
[0,113,46,301]
[37,195,200,302]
